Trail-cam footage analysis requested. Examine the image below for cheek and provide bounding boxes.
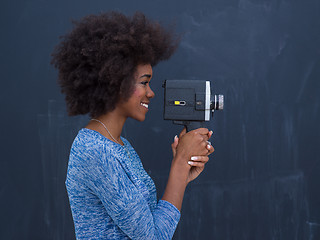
[133,88,144,98]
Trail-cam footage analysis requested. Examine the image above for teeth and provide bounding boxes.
[141,103,149,109]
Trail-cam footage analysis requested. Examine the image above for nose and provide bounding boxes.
[147,85,155,99]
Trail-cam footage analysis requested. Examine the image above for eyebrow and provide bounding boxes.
[139,74,152,79]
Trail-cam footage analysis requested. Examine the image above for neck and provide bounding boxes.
[87,111,126,144]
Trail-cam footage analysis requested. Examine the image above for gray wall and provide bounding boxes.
[1,0,320,239]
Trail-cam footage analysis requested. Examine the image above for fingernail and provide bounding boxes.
[174,135,178,141]
[191,156,198,161]
[207,145,212,149]
[188,161,194,165]
[210,130,214,135]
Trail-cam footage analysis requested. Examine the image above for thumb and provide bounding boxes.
[171,135,179,157]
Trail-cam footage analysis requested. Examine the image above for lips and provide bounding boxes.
[140,102,149,109]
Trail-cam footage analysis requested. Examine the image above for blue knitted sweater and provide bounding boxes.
[66,128,180,239]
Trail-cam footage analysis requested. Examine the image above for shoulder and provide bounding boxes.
[70,128,117,166]
[120,137,135,151]
[72,128,104,152]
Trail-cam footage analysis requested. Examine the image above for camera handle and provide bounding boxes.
[173,120,206,132]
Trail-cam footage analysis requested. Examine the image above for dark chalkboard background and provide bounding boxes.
[1,0,320,239]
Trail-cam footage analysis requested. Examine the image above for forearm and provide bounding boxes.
[161,157,190,211]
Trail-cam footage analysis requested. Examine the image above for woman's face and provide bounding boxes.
[117,63,155,122]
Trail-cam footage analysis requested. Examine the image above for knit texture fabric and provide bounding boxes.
[66,128,180,239]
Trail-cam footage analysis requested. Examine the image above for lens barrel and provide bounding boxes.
[211,94,224,110]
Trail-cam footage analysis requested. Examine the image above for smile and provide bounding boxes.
[140,103,149,109]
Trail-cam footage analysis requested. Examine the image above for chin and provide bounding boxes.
[137,117,146,122]
[132,115,146,122]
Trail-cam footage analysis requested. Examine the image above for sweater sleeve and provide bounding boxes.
[84,150,180,240]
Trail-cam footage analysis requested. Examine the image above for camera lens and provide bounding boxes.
[211,94,224,110]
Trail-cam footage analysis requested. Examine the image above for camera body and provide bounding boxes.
[163,80,223,132]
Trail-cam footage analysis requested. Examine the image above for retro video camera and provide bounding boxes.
[163,80,224,132]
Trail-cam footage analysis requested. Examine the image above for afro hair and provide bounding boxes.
[51,11,180,118]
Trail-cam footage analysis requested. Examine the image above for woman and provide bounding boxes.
[52,11,214,239]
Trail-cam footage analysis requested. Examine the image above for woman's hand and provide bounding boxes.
[171,128,214,183]
[171,128,214,158]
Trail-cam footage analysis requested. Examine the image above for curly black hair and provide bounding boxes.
[51,11,179,118]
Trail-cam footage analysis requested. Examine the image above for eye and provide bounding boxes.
[140,81,149,86]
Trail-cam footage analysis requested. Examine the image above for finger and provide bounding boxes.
[199,129,211,142]
[202,134,209,142]
[179,128,187,138]
[192,128,209,135]
[171,135,179,156]
[190,156,209,163]
[208,130,214,139]
[187,161,206,167]
[173,135,179,147]
[206,144,215,155]
[198,141,211,155]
